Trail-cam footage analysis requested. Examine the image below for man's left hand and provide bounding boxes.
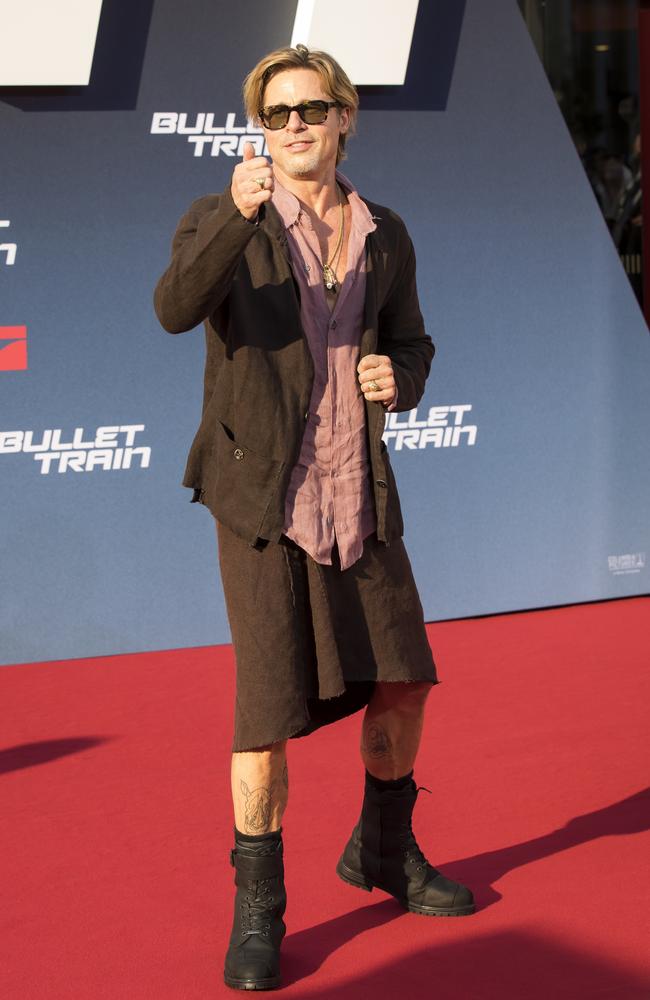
[357,354,396,406]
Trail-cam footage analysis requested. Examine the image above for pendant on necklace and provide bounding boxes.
[323,264,337,290]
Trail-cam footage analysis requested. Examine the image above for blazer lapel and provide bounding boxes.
[259,200,292,264]
[362,218,390,358]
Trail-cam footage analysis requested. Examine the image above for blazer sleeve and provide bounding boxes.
[153,186,259,334]
[377,226,434,413]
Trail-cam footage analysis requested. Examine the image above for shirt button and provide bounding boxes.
[233,448,244,460]
[376,479,388,488]
[303,411,309,421]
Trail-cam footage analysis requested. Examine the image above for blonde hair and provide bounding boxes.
[242,44,358,164]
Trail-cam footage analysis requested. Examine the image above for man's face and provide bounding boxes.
[260,68,349,182]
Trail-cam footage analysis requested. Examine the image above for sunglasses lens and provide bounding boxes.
[300,102,328,124]
[264,107,290,129]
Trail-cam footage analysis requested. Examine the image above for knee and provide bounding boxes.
[377,680,434,712]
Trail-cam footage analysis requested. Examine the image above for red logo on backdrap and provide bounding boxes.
[0,326,28,371]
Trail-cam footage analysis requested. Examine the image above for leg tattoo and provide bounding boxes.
[240,779,274,833]
[362,722,393,759]
[281,762,289,791]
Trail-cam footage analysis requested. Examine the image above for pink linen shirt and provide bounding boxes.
[272,172,378,570]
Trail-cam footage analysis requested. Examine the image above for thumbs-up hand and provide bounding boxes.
[231,141,274,221]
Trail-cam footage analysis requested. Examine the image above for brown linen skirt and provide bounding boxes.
[216,520,439,752]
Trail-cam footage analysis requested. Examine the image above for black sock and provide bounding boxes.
[234,826,282,843]
[365,769,414,791]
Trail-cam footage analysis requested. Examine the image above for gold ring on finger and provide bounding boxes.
[255,177,265,190]
[368,380,380,392]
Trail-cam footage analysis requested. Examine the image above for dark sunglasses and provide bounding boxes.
[258,100,340,130]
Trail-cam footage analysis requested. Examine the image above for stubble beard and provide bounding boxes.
[280,147,322,178]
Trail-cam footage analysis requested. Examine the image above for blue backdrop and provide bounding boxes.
[1,0,648,667]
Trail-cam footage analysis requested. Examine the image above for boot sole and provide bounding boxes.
[336,860,476,917]
[224,973,281,991]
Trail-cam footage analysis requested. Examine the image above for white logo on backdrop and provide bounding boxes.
[0,0,103,86]
[292,0,419,86]
[383,405,478,451]
[0,221,17,266]
[607,553,646,575]
[0,425,151,474]
[151,114,269,158]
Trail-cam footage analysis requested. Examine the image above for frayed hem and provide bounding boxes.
[231,715,315,753]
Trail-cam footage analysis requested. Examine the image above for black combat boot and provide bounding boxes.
[224,828,287,991]
[336,772,475,917]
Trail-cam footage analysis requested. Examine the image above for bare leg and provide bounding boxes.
[231,740,289,834]
[360,681,434,779]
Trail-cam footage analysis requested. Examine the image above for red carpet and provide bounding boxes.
[2,597,649,998]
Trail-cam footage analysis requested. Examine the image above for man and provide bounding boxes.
[154,44,474,993]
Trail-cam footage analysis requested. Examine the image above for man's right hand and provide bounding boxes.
[231,141,274,221]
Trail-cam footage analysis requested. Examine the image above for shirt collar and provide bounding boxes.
[271,170,377,237]
[271,179,301,228]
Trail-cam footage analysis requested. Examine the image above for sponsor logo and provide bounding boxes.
[0,221,17,266]
[0,326,28,371]
[150,113,269,158]
[0,424,151,474]
[383,404,477,451]
[607,552,646,575]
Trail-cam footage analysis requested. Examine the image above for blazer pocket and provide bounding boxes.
[208,420,285,540]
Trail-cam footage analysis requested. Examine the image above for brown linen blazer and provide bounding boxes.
[153,185,434,548]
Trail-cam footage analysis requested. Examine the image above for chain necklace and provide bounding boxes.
[322,185,344,291]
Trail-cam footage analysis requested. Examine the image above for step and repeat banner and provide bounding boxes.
[1,0,649,666]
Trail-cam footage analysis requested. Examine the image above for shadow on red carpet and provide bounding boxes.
[285,927,650,998]
[0,737,112,775]
[445,785,650,910]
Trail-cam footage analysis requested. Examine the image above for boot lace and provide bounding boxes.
[402,785,433,872]
[240,877,275,938]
